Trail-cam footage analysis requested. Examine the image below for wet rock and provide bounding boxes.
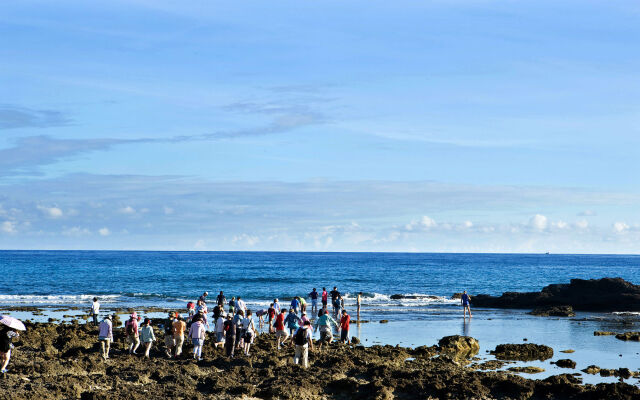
[528,305,575,317]
[474,360,506,370]
[390,294,441,300]
[594,331,617,336]
[473,277,640,312]
[351,337,360,345]
[560,349,575,353]
[508,366,545,374]
[437,335,480,359]
[582,365,601,374]
[615,332,640,341]
[491,343,554,361]
[617,368,632,380]
[554,359,576,368]
[379,320,389,324]
[451,293,463,300]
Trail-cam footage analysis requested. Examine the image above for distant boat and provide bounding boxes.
[545,252,550,255]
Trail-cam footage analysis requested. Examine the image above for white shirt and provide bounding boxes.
[91,301,100,314]
[215,317,225,333]
[236,299,246,312]
[242,317,254,333]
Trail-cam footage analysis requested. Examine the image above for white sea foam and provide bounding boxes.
[0,294,120,305]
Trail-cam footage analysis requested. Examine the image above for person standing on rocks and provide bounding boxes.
[125,312,141,355]
[267,303,276,333]
[173,315,186,358]
[223,314,236,358]
[330,287,341,317]
[274,309,288,350]
[97,315,113,359]
[199,291,208,304]
[273,298,281,314]
[309,288,319,315]
[321,288,328,310]
[0,326,19,373]
[188,316,206,361]
[339,310,351,344]
[163,312,176,357]
[292,320,314,368]
[356,292,362,321]
[89,297,100,326]
[461,290,472,318]
[140,318,156,359]
[242,310,256,356]
[314,309,338,349]
[216,291,226,308]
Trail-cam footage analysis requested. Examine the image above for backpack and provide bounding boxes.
[164,319,174,334]
[125,321,135,335]
[294,328,307,346]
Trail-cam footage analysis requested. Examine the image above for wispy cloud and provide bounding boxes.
[0,105,71,130]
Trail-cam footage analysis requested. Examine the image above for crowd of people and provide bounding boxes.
[94,286,361,368]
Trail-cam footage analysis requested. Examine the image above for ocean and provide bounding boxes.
[2,251,640,383]
[1,251,639,314]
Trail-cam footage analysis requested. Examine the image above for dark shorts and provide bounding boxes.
[340,329,349,342]
[322,300,327,306]
[462,302,470,307]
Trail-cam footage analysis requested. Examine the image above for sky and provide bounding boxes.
[0,0,639,252]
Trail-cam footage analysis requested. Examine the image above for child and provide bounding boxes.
[339,310,351,344]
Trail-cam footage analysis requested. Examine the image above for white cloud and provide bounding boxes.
[406,215,437,231]
[232,233,260,246]
[552,220,568,229]
[613,222,629,233]
[98,227,110,236]
[1,221,16,234]
[578,210,597,217]
[462,221,473,228]
[119,206,136,214]
[575,219,589,229]
[163,206,174,215]
[37,205,63,218]
[529,214,548,231]
[62,226,91,237]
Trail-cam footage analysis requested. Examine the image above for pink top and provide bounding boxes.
[126,319,139,335]
[98,319,113,340]
[188,321,206,340]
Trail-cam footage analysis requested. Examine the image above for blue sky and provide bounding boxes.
[0,0,639,252]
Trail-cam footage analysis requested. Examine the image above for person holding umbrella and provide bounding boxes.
[0,315,26,374]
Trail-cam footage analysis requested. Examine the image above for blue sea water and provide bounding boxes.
[3,251,640,383]
[0,251,638,318]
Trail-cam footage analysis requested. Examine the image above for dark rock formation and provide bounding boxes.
[4,322,640,400]
[582,365,600,374]
[508,366,544,374]
[594,331,617,336]
[615,332,640,341]
[437,335,480,359]
[472,278,640,311]
[491,343,554,361]
[554,359,577,368]
[528,305,575,317]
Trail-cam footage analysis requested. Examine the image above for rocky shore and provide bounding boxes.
[472,278,640,312]
[1,322,640,399]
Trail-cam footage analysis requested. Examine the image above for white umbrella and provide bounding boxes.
[0,315,26,331]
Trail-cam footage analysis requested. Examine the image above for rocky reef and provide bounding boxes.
[1,322,640,399]
[473,278,640,311]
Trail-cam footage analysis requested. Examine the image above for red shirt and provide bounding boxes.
[340,314,350,330]
[275,313,285,331]
[322,291,328,301]
[268,307,276,319]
